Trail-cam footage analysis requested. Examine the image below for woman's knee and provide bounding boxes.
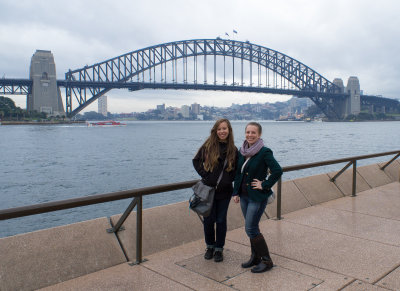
[245,225,260,238]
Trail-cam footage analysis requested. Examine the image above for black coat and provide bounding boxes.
[193,142,237,200]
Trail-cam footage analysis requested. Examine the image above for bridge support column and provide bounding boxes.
[344,76,361,117]
[332,78,346,119]
[27,50,65,117]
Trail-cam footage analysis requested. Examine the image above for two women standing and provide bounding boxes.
[193,120,282,272]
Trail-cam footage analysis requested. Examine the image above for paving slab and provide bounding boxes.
[142,239,236,290]
[376,265,400,291]
[227,218,400,284]
[225,239,353,291]
[225,265,323,291]
[319,182,400,221]
[176,249,248,282]
[292,173,344,205]
[272,255,353,291]
[327,168,371,196]
[357,164,393,188]
[38,263,192,291]
[143,236,353,291]
[284,205,400,247]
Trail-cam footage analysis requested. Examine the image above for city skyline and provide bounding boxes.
[1,0,400,112]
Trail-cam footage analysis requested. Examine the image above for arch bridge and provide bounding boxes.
[62,38,349,119]
[1,39,398,119]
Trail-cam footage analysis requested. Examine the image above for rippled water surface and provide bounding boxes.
[1,120,399,237]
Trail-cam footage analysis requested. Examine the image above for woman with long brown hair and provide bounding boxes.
[193,118,238,262]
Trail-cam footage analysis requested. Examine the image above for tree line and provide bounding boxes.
[0,96,47,120]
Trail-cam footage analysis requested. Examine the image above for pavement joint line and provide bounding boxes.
[371,262,400,285]
[281,218,400,249]
[319,205,400,223]
[172,261,239,289]
[267,251,359,282]
[140,263,197,291]
[330,178,346,197]
[272,264,328,289]
[292,179,313,206]
[337,278,357,290]
[172,250,249,286]
[343,279,395,291]
[318,203,400,222]
[225,238,359,286]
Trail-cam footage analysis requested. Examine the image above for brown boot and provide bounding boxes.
[241,240,261,268]
[251,234,273,273]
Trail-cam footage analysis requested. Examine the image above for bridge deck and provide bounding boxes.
[39,182,400,291]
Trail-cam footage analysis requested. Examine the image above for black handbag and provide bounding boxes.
[189,160,227,220]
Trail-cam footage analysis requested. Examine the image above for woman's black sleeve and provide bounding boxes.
[192,147,209,178]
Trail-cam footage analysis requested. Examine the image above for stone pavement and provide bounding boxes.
[40,182,400,291]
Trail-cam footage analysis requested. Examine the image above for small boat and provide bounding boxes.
[87,120,126,127]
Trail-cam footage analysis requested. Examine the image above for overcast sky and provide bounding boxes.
[1,0,399,113]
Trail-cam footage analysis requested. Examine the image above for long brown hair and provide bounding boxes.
[197,119,236,172]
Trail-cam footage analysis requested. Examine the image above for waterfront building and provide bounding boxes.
[191,103,200,115]
[157,103,166,112]
[181,105,190,118]
[98,95,107,117]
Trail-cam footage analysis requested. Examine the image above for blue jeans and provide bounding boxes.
[203,197,231,250]
[240,195,268,239]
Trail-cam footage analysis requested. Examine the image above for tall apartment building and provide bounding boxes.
[181,105,190,118]
[98,95,108,117]
[191,103,200,115]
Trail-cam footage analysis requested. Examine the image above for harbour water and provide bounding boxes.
[1,120,399,238]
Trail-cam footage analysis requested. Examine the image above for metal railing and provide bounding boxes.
[0,150,399,264]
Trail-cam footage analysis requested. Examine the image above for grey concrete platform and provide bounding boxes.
[39,182,400,291]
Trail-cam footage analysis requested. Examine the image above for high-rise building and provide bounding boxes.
[157,103,166,112]
[27,50,64,116]
[191,103,200,115]
[181,105,190,118]
[98,95,107,117]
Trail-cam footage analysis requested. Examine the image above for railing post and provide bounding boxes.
[107,198,138,233]
[136,195,143,264]
[277,177,282,220]
[352,160,357,197]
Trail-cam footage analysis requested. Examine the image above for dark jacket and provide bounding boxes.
[233,147,283,202]
[193,142,238,200]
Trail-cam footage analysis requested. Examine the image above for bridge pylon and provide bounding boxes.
[27,50,65,117]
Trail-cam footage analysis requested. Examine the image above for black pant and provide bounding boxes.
[203,197,231,249]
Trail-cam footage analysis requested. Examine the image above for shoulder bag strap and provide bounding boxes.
[216,159,228,188]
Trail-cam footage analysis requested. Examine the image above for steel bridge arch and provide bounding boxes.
[65,38,343,117]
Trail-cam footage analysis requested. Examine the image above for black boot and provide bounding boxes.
[251,234,273,273]
[204,247,214,260]
[241,240,261,268]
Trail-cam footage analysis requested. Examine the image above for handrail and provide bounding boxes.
[0,150,399,264]
[1,150,399,220]
[0,180,198,220]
